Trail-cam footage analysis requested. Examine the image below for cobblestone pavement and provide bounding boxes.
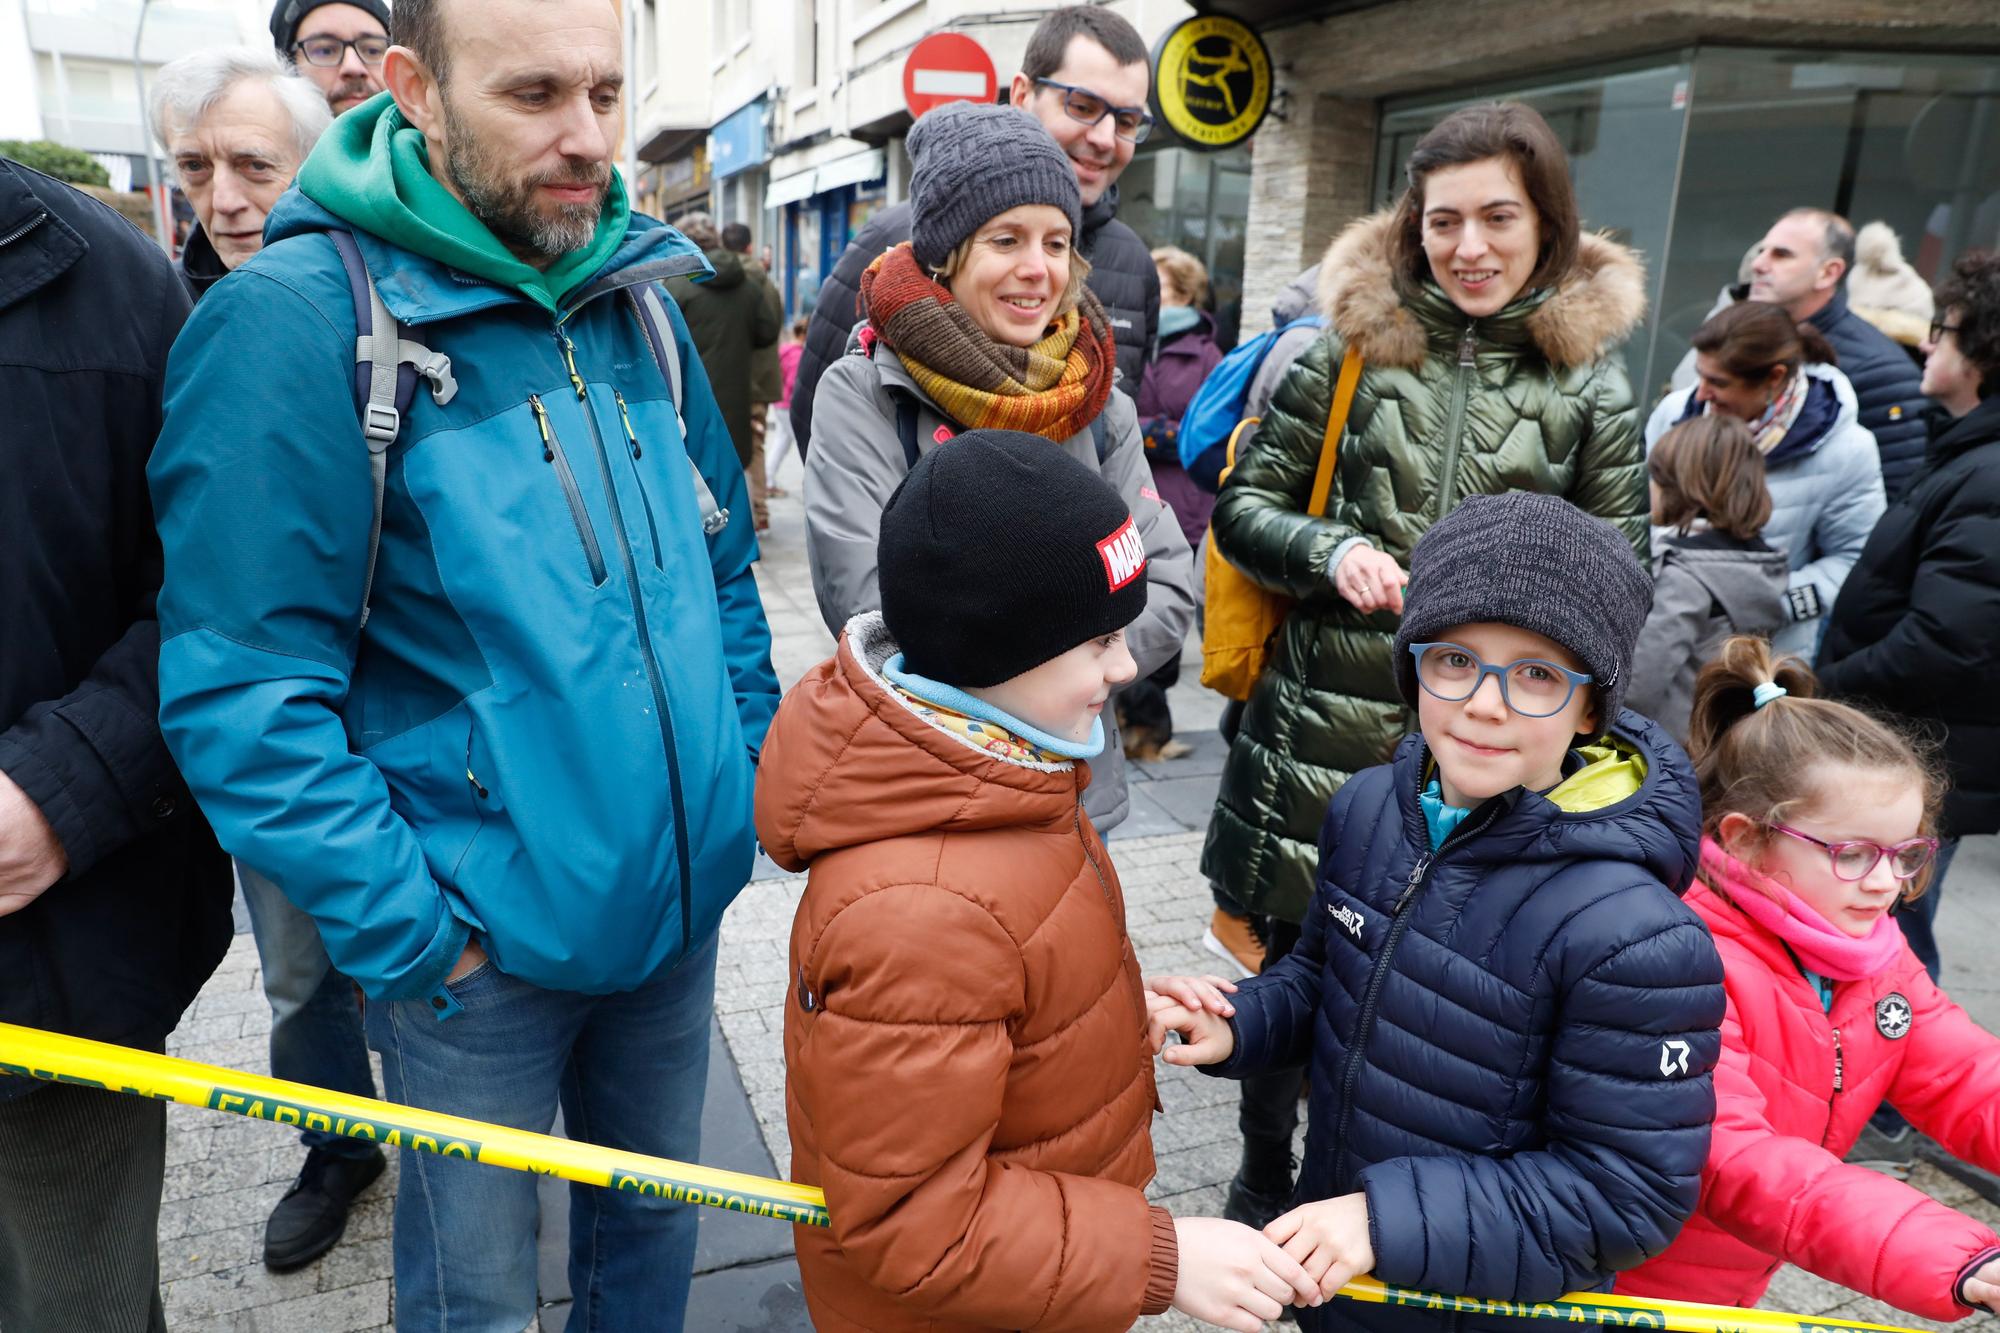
[153,453,2000,1331]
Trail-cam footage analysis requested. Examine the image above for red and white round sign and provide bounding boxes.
[902,32,998,120]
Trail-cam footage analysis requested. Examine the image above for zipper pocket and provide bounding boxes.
[529,394,608,586]
[614,391,664,570]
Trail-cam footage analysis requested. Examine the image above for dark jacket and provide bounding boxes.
[1819,395,2000,837]
[1626,531,1789,745]
[177,222,228,302]
[1137,309,1225,550]
[746,255,785,404]
[666,245,782,463]
[1214,712,1725,1332]
[790,187,1160,454]
[1808,286,1930,503]
[1204,213,1650,923]
[0,159,231,1082]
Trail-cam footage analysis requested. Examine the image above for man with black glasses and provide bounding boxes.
[271,0,390,115]
[788,5,1161,454]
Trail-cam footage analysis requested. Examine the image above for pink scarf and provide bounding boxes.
[1699,838,1904,980]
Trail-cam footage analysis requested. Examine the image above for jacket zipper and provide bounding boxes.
[1832,1026,1844,1094]
[557,326,697,949]
[527,394,607,585]
[613,390,664,571]
[1076,800,1115,910]
[1327,779,1503,1192]
[0,211,46,248]
[1432,324,1479,522]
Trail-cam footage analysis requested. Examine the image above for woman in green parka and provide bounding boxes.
[1202,100,1651,1229]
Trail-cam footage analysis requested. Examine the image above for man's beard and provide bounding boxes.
[444,97,609,263]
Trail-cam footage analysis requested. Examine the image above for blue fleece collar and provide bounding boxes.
[882,655,1105,759]
[1420,777,1474,850]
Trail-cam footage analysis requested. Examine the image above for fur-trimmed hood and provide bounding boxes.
[1317,210,1646,371]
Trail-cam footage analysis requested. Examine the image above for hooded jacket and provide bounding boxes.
[790,187,1160,454]
[1819,395,2000,837]
[0,159,231,1083]
[176,222,228,302]
[759,614,1175,1333]
[1626,531,1790,744]
[803,329,1195,835]
[1213,711,1725,1333]
[1204,212,1650,922]
[149,100,780,1007]
[666,244,783,464]
[1618,881,2000,1322]
[1646,364,1886,658]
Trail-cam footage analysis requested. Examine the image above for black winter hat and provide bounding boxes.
[879,430,1147,687]
[271,0,392,56]
[1392,492,1652,728]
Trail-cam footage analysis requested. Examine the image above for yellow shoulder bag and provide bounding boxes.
[1198,344,1364,701]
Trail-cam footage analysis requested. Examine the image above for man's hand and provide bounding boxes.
[1149,994,1236,1066]
[1963,1256,2000,1313]
[1266,1193,1376,1300]
[1170,1215,1322,1332]
[1333,546,1407,615]
[0,769,68,918]
[445,939,487,985]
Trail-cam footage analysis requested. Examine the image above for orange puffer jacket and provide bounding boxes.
[755,613,1177,1333]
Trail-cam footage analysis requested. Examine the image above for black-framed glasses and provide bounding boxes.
[293,35,390,67]
[1033,78,1154,143]
[1770,825,1938,882]
[1928,317,1962,344]
[1407,643,1594,719]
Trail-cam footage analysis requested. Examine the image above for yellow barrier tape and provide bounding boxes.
[0,1024,1937,1333]
[0,1022,830,1229]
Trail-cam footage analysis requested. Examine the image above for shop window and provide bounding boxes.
[1120,143,1254,348]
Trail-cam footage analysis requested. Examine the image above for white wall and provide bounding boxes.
[0,0,45,141]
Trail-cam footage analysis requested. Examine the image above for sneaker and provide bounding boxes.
[1845,1120,1917,1179]
[1202,909,1264,979]
[264,1145,387,1272]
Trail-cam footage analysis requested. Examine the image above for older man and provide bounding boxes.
[151,45,388,1277]
[0,156,229,1333]
[153,48,329,297]
[150,0,778,1327]
[271,0,390,114]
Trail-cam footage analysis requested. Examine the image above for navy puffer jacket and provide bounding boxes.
[1808,287,1930,503]
[1213,710,1725,1332]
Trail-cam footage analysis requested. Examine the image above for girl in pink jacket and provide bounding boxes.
[1619,637,2000,1322]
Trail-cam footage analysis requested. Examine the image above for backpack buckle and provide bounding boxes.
[363,402,399,449]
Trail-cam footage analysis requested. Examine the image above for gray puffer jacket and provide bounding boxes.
[802,340,1196,833]
[1625,531,1790,743]
[1645,363,1885,658]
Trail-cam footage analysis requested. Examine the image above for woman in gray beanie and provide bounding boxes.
[803,99,1194,836]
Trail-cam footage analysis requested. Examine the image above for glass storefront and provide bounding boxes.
[1117,142,1254,347]
[1373,47,2000,400]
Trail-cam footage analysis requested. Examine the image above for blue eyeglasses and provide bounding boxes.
[1407,642,1594,719]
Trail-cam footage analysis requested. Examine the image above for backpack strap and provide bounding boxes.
[1306,343,1364,517]
[1091,414,1110,464]
[895,395,920,471]
[329,230,457,631]
[628,284,730,537]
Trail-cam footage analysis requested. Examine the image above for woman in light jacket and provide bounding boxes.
[804,101,1194,835]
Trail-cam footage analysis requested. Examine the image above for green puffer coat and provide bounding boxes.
[1202,211,1650,923]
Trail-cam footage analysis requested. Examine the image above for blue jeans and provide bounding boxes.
[238,862,381,1161]
[364,930,718,1333]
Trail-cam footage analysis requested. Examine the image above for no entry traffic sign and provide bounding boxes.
[903,32,998,119]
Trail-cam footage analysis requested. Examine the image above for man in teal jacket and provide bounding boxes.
[149,1,779,1327]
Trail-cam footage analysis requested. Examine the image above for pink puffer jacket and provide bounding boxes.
[1618,881,2000,1321]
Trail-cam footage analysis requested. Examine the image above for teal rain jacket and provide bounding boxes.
[151,190,780,1007]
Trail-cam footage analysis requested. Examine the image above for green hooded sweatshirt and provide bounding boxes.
[297,93,629,313]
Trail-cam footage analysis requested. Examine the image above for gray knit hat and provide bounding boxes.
[1393,493,1652,731]
[906,102,1082,270]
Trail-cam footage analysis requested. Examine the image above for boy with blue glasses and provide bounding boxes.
[1148,492,1726,1329]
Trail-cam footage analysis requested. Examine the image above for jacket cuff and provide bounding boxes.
[1141,1205,1179,1316]
[1954,1246,2000,1309]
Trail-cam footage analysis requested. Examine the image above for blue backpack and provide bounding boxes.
[1176,315,1324,492]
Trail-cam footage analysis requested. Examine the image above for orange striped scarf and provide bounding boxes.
[858,242,1115,443]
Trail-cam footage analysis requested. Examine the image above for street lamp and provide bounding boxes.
[132,0,170,254]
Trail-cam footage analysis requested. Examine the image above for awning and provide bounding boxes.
[763,148,888,209]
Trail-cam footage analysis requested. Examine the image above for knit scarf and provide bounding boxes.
[1710,368,1809,455]
[1699,837,1906,980]
[858,242,1116,442]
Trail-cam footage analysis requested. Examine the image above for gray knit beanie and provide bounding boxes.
[906,102,1082,270]
[1392,493,1652,730]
